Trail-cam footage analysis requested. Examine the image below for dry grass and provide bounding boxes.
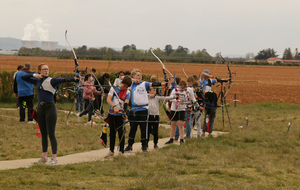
[0,103,300,189]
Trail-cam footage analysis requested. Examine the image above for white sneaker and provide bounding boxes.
[28,121,36,124]
[104,151,114,158]
[87,121,97,125]
[46,158,58,166]
[34,156,47,164]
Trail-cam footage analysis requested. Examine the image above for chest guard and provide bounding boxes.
[40,77,56,94]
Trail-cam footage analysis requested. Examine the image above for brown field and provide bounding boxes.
[1,55,300,105]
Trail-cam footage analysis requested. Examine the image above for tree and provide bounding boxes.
[131,44,136,50]
[175,46,189,54]
[254,48,278,59]
[164,45,173,56]
[245,52,254,59]
[122,45,131,52]
[282,48,293,60]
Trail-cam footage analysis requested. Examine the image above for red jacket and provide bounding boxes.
[83,81,101,99]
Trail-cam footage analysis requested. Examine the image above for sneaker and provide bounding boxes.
[104,151,114,158]
[174,139,178,142]
[208,133,212,137]
[202,133,205,137]
[46,158,58,166]
[87,121,97,125]
[20,121,24,124]
[28,121,36,124]
[165,138,174,144]
[142,147,148,152]
[184,136,190,139]
[100,113,107,118]
[124,145,132,152]
[34,156,47,164]
[180,139,184,144]
[154,144,159,149]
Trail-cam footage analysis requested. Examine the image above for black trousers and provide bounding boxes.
[147,115,159,145]
[18,95,34,122]
[36,101,58,154]
[108,114,125,153]
[128,110,148,148]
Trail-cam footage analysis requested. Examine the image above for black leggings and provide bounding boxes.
[147,115,159,144]
[36,101,58,154]
[108,114,125,153]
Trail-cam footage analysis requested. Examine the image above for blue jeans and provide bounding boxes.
[76,88,84,112]
[79,99,94,122]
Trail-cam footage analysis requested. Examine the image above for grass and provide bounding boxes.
[0,102,300,189]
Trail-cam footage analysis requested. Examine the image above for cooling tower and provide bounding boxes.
[49,42,58,51]
[22,40,39,48]
[41,41,58,51]
[41,41,51,51]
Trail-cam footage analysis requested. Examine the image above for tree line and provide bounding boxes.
[17,45,300,62]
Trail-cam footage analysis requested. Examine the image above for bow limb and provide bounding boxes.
[150,48,172,79]
[182,67,188,78]
[220,54,232,97]
[92,73,105,115]
[65,30,80,126]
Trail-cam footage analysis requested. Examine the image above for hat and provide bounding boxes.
[203,69,211,74]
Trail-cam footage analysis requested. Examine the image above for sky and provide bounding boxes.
[1,0,300,57]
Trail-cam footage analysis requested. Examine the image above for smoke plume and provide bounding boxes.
[22,18,51,41]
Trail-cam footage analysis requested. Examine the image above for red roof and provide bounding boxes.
[267,57,281,61]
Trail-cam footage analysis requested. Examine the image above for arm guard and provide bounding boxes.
[152,82,162,87]
[64,77,73,82]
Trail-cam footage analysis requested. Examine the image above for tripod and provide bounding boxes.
[217,81,232,130]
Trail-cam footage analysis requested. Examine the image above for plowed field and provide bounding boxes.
[1,56,300,105]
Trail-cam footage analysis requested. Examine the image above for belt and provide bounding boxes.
[109,110,122,113]
[39,101,55,105]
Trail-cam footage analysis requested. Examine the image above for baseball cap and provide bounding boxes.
[203,69,211,74]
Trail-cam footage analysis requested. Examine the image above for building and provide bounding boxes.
[266,57,283,65]
[21,40,39,49]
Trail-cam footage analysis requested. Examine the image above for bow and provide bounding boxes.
[150,48,181,121]
[65,30,80,126]
[92,73,104,117]
[220,54,232,97]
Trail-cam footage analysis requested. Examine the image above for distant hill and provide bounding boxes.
[0,37,22,51]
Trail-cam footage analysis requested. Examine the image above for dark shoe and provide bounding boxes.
[180,139,184,144]
[124,146,132,152]
[165,138,174,144]
[142,147,148,152]
[154,144,159,149]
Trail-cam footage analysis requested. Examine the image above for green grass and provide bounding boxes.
[1,102,300,189]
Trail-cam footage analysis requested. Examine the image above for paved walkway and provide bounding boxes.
[0,108,229,170]
[0,130,228,170]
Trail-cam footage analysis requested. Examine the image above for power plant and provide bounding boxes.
[21,40,39,49]
[21,40,58,51]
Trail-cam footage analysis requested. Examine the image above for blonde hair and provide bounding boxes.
[131,69,142,76]
[150,75,158,82]
[187,76,194,83]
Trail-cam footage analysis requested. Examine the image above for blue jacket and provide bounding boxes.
[14,69,36,97]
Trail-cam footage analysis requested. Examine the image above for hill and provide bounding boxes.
[0,37,22,51]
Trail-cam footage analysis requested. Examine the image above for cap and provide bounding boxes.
[203,69,211,75]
